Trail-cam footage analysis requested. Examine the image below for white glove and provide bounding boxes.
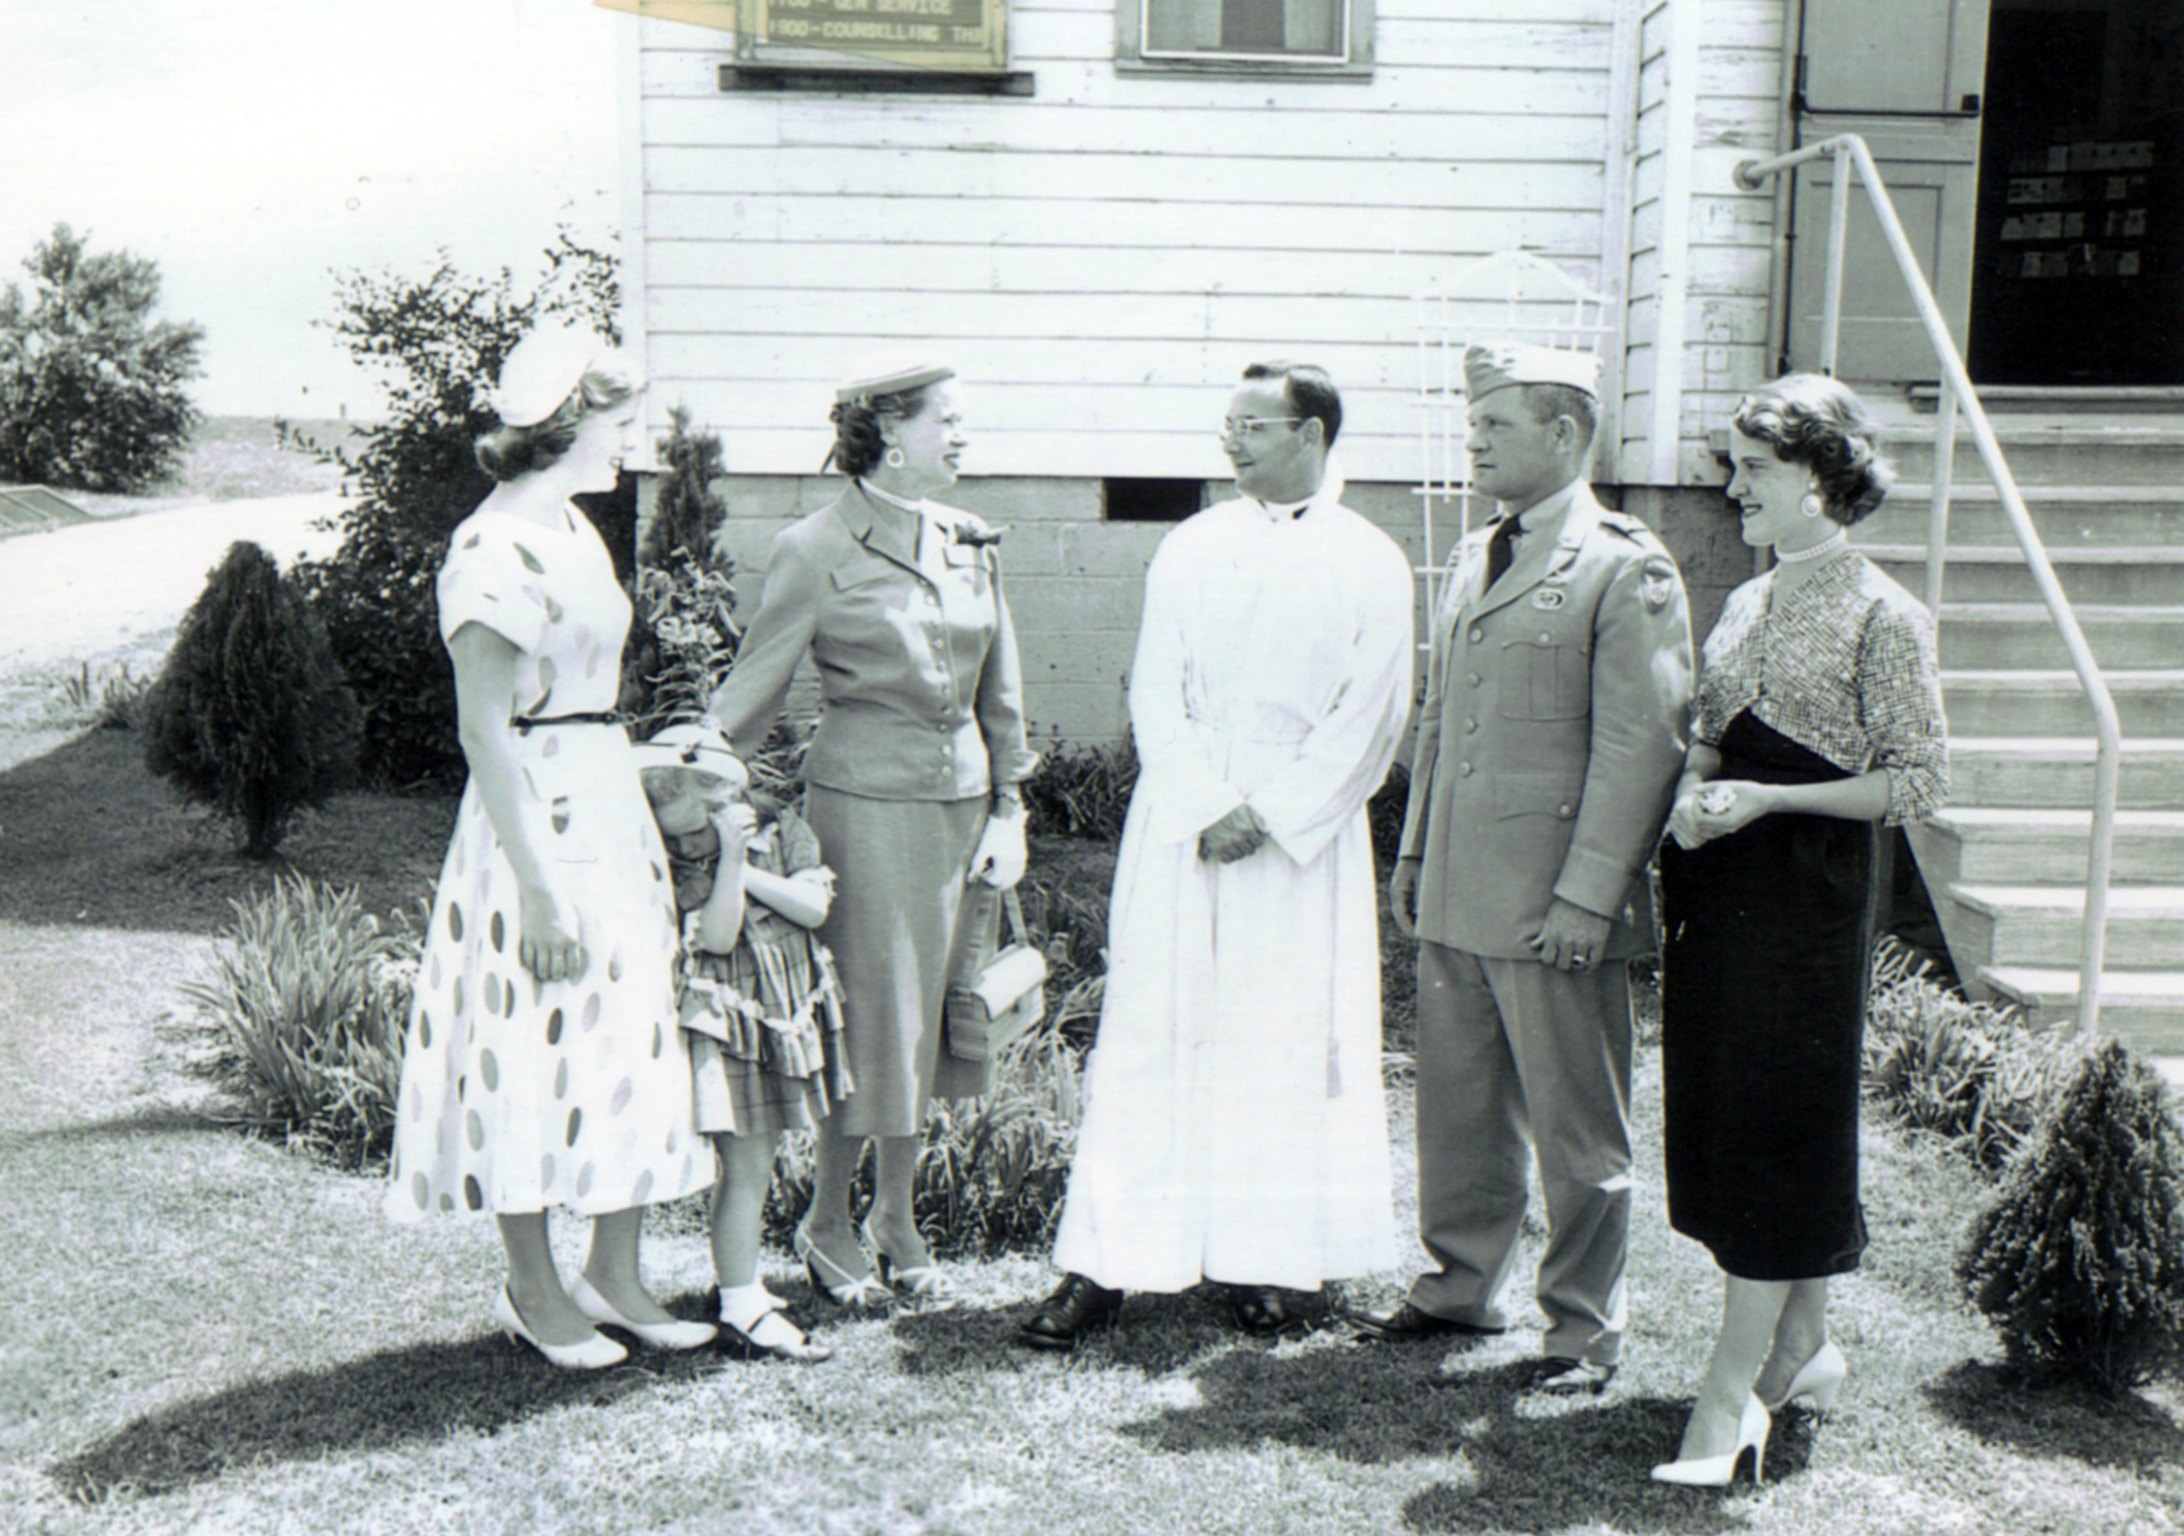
[968,800,1028,888]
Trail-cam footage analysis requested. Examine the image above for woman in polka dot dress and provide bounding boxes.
[384,326,716,1369]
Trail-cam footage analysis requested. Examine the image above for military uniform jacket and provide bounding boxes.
[708,485,1038,801]
[1398,480,1694,959]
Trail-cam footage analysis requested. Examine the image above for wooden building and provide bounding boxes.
[613,0,2180,739]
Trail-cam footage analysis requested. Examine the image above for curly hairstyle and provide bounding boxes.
[474,360,640,483]
[1731,373,1895,525]
[825,383,936,478]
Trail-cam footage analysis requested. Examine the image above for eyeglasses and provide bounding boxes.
[1218,416,1303,442]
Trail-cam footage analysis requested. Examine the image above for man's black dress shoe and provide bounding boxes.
[1532,1356,1617,1395]
[1225,1284,1310,1334]
[1346,1301,1505,1341]
[1016,1273,1122,1350]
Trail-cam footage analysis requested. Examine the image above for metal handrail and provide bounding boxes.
[1734,134,2122,1036]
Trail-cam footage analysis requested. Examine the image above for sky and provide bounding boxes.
[1,0,624,418]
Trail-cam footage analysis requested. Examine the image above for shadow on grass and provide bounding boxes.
[6,1103,212,1145]
[888,1284,1350,1380]
[0,727,452,934]
[50,1289,728,1503]
[1921,1357,2184,1474]
[1110,1339,1811,1533]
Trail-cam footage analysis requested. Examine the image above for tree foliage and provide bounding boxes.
[145,541,362,859]
[0,223,202,491]
[1958,1036,2184,1394]
[286,232,622,786]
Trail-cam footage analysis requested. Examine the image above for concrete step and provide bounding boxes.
[1880,423,2184,486]
[1976,964,2184,1054]
[1947,736,2184,809]
[1949,884,2184,969]
[1939,669,2184,736]
[1935,604,2184,670]
[1917,808,2184,883]
[1861,484,2184,548]
[1864,544,2184,605]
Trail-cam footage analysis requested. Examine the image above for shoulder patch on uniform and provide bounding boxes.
[1640,554,1679,614]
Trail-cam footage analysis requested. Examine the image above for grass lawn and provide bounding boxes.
[2,695,2182,1534]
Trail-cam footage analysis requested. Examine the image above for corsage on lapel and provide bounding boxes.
[951,521,1006,549]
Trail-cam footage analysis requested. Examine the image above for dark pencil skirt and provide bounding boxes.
[1658,709,1880,1281]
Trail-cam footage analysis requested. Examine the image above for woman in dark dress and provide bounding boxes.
[1651,375,1947,1485]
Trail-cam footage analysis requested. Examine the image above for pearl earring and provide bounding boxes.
[1800,491,1824,518]
[885,446,906,469]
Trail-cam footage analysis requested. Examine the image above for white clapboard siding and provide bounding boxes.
[632,0,1784,487]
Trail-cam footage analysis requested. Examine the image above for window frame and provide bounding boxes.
[1116,0,1375,81]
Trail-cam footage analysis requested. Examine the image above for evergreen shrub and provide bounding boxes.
[182,878,417,1169]
[144,541,361,858]
[621,408,742,741]
[1958,1036,2184,1393]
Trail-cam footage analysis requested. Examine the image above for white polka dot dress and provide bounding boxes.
[385,506,711,1222]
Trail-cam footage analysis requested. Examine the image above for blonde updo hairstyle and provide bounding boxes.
[474,358,640,483]
[1730,373,1896,526]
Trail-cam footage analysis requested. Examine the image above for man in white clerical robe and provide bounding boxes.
[1017,361,1414,1347]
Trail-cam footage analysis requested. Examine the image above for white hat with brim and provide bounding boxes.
[835,356,955,405]
[1462,342,1602,403]
[630,722,747,786]
[489,321,623,428]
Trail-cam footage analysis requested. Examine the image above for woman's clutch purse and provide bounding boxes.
[946,887,1048,1062]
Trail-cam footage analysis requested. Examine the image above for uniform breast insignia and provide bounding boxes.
[1531,589,1567,611]
[1640,555,1678,614]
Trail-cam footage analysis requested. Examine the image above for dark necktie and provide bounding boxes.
[1485,515,1521,587]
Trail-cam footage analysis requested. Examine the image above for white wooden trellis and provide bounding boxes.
[1413,251,1619,633]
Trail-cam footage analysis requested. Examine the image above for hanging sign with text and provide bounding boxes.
[594,0,1008,73]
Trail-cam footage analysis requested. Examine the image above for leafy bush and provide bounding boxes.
[144,541,362,858]
[1862,939,2066,1173]
[182,877,417,1169]
[1022,740,1138,842]
[287,232,620,786]
[762,1011,1085,1260]
[1959,1036,2184,1393]
[0,223,202,492]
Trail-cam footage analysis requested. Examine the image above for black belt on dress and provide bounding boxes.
[511,710,626,734]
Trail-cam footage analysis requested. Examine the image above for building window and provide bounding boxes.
[1104,477,1208,523]
[1119,0,1372,76]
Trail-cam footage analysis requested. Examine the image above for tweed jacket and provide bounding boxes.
[707,485,1038,802]
[1399,480,1694,959]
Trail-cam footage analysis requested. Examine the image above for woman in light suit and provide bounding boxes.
[700,359,1037,1305]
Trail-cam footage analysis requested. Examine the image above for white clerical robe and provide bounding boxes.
[1051,472,1414,1292]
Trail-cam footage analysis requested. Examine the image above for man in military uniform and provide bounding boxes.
[1352,343,1693,1394]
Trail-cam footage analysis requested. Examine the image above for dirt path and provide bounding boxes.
[1,493,349,678]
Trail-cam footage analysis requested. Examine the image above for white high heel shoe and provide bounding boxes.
[1650,1392,1771,1487]
[1764,1339,1847,1415]
[570,1275,718,1351]
[493,1286,629,1370]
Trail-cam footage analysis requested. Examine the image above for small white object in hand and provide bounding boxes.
[1697,783,1736,815]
